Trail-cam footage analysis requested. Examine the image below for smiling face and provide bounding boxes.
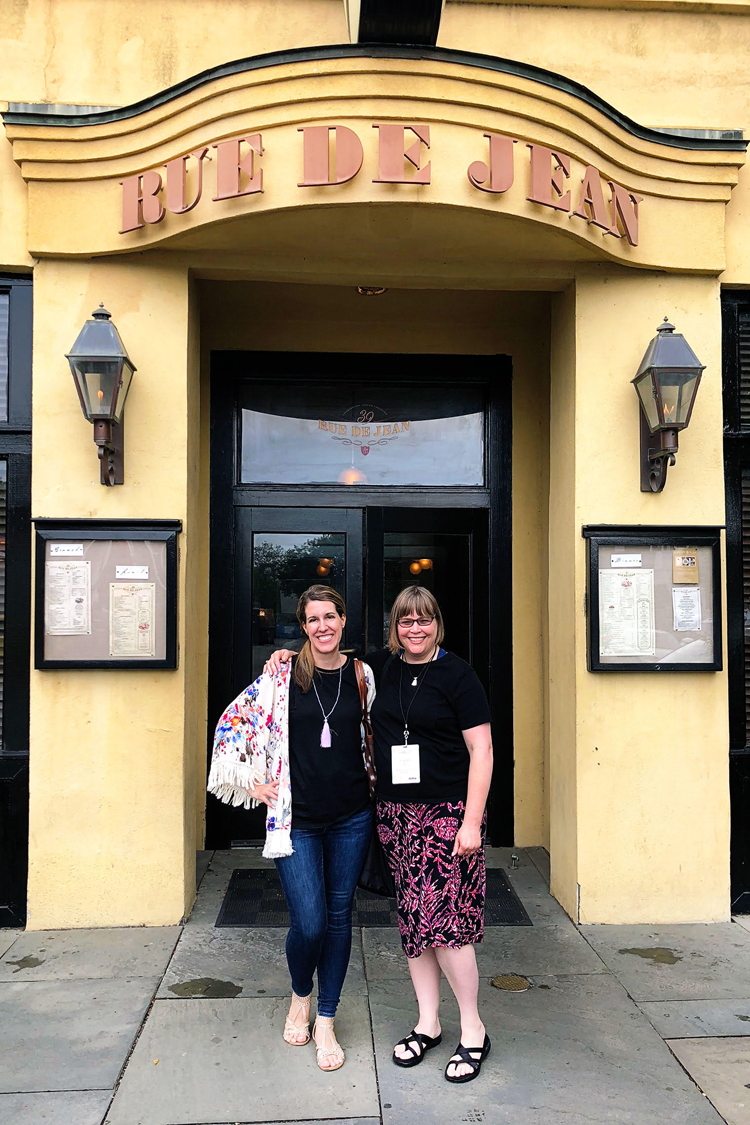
[397,611,439,660]
[301,600,345,660]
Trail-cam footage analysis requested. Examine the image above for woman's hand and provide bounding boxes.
[452,821,483,857]
[250,781,279,807]
[264,649,296,674]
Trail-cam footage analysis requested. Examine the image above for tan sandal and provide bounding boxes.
[283,991,311,1045]
[313,1016,345,1071]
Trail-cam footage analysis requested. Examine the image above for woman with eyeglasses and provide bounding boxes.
[267,585,493,1084]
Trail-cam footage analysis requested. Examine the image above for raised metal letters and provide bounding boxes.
[297,125,364,186]
[467,134,516,193]
[571,166,610,231]
[165,147,210,214]
[119,170,165,233]
[372,124,431,184]
[118,123,641,249]
[527,144,571,211]
[212,135,263,200]
[607,182,643,246]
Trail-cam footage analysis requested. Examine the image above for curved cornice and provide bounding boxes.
[3,43,746,153]
[4,43,743,271]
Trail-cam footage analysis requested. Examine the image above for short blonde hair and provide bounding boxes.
[387,586,445,654]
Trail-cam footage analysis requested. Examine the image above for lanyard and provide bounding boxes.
[398,645,437,744]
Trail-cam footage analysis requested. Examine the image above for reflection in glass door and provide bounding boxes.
[250,532,346,681]
[383,532,472,662]
[233,507,362,697]
[367,509,489,692]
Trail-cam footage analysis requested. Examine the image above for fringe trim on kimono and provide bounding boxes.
[207,666,294,859]
[207,659,376,860]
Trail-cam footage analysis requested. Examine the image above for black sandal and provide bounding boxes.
[444,1034,491,1083]
[392,1028,442,1068]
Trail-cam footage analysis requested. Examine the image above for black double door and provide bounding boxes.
[207,351,513,851]
[208,504,490,847]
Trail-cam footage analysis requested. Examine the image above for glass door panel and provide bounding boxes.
[235,507,363,693]
[250,531,346,681]
[209,507,362,846]
[367,508,489,691]
[383,531,471,662]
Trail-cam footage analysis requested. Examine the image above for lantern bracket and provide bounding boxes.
[640,412,678,493]
[92,417,124,486]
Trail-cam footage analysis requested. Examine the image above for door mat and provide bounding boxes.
[215,867,532,927]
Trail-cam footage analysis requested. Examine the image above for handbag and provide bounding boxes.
[354,659,377,800]
[355,659,396,899]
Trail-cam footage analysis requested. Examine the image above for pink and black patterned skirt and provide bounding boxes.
[376,799,486,959]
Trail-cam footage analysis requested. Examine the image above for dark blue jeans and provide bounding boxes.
[274,805,373,1018]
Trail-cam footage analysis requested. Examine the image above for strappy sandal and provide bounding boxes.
[282,991,311,1046]
[312,1016,345,1071]
[392,1028,442,1068]
[445,1034,491,1083]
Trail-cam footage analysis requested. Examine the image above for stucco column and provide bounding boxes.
[27,254,205,929]
[548,268,729,924]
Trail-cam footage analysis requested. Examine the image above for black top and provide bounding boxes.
[367,648,491,803]
[288,655,370,826]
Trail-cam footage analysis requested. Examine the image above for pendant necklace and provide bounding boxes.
[398,644,438,745]
[403,646,438,687]
[311,660,343,748]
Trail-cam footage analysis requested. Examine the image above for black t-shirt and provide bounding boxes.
[288,655,370,826]
[367,649,491,803]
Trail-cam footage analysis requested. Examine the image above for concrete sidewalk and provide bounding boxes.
[3,848,750,1125]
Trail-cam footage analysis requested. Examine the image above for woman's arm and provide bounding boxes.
[265,648,297,674]
[265,646,390,677]
[452,722,493,857]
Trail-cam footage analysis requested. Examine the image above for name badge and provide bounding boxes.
[391,743,420,785]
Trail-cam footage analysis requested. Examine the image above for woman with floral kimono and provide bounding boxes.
[208,585,375,1072]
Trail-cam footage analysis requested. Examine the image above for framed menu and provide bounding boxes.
[583,525,722,672]
[34,519,180,669]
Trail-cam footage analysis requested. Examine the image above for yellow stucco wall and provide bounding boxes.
[0,0,347,106]
[549,269,729,923]
[27,254,203,929]
[548,284,579,916]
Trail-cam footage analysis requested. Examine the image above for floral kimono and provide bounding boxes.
[207,661,375,859]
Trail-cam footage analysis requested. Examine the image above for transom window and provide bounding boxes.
[240,380,485,487]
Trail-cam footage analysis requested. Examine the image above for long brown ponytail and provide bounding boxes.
[294,585,347,692]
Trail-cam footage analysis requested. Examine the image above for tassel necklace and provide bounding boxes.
[311,661,343,748]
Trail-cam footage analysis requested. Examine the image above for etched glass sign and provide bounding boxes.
[240,381,485,487]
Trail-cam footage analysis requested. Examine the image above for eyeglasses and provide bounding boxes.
[397,617,435,629]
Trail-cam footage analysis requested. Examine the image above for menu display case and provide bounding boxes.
[583,525,722,672]
[34,520,180,669]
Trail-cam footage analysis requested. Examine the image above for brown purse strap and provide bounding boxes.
[355,658,369,721]
[355,659,377,798]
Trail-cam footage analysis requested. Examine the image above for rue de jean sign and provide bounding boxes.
[119,123,642,246]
